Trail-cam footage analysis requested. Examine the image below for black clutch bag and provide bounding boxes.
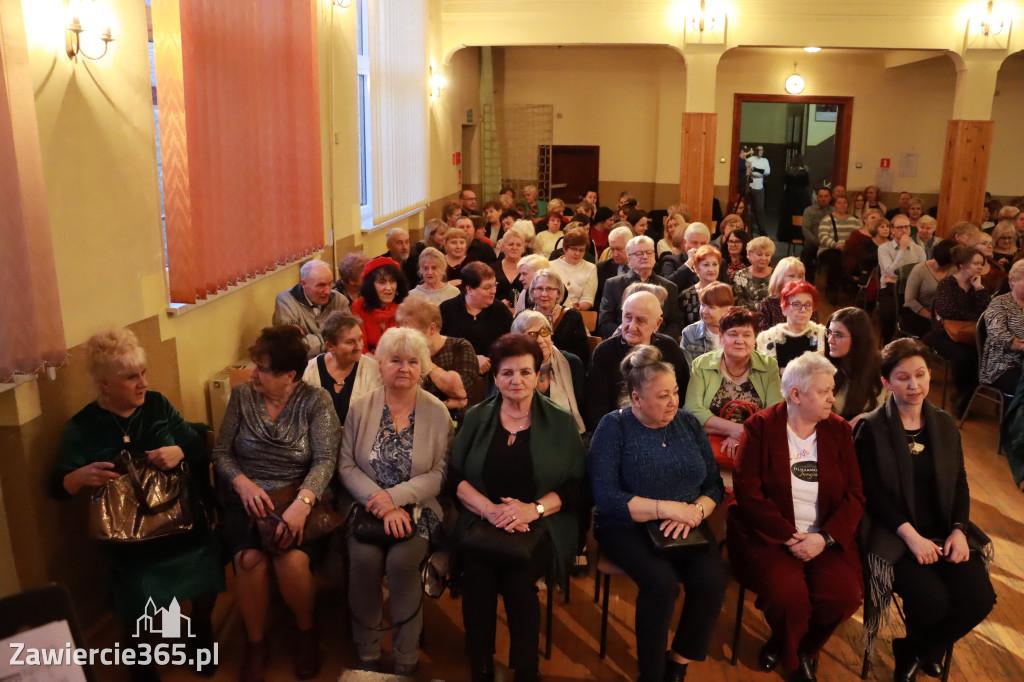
[351,505,416,545]
[460,518,546,564]
[645,521,713,552]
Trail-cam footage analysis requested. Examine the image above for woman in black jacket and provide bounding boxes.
[854,339,995,682]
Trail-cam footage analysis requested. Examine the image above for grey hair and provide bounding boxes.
[531,268,565,298]
[618,344,674,407]
[518,254,550,275]
[781,351,837,399]
[623,282,667,306]
[418,246,446,270]
[608,225,635,245]
[511,309,552,334]
[386,227,409,243]
[627,235,655,252]
[337,251,369,282]
[684,222,711,240]
[375,327,431,384]
[300,259,332,281]
[512,219,536,241]
[1009,259,1024,283]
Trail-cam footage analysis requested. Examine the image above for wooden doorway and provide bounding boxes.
[551,145,599,205]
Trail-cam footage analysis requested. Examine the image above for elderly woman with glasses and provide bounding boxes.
[548,227,598,311]
[411,247,461,305]
[527,268,591,366]
[441,262,514,376]
[757,281,826,370]
[511,310,585,433]
[514,254,551,316]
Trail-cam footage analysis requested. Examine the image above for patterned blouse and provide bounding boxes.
[932,275,990,330]
[708,377,763,421]
[733,268,771,311]
[680,284,703,326]
[980,293,1024,385]
[368,406,437,539]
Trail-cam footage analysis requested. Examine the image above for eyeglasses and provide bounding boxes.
[525,328,553,340]
[533,286,559,294]
[825,329,849,340]
[477,284,497,292]
[627,250,655,258]
[786,302,815,311]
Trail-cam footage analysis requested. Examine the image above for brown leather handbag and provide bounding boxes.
[89,450,195,543]
[942,319,977,345]
[254,482,343,553]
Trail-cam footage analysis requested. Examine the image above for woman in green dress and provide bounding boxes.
[51,328,224,680]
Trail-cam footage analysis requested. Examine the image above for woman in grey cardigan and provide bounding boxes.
[338,327,452,676]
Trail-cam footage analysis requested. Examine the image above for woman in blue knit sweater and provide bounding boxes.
[590,345,726,682]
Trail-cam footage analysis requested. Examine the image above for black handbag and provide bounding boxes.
[645,521,713,552]
[460,518,546,565]
[351,505,416,545]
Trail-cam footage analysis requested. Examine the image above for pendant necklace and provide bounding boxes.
[110,409,141,444]
[502,407,531,446]
[907,426,925,455]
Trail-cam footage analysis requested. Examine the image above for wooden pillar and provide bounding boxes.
[679,113,717,226]
[936,120,993,237]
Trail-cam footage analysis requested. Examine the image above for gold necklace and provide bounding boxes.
[109,408,141,444]
[501,407,531,446]
[907,426,925,455]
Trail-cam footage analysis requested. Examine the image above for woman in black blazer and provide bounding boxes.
[854,339,995,682]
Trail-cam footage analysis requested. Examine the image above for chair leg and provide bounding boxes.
[997,394,1005,456]
[544,578,553,660]
[958,388,981,428]
[593,551,601,604]
[730,584,745,666]
[941,645,953,682]
[599,573,611,659]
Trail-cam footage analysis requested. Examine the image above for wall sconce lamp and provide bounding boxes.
[65,0,114,61]
[689,0,717,33]
[429,67,447,98]
[684,0,726,44]
[978,0,1006,35]
[332,0,352,8]
[966,1,1011,49]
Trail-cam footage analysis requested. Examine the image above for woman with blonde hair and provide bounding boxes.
[493,226,530,311]
[992,220,1019,270]
[758,257,816,332]
[732,236,775,311]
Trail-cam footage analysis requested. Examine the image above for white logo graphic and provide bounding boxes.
[133,598,194,639]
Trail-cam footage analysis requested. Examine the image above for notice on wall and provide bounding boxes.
[900,153,918,178]
[875,167,893,192]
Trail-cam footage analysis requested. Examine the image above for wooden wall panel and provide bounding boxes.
[937,120,993,237]
[680,113,718,226]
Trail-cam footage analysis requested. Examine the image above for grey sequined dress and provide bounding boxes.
[212,381,340,497]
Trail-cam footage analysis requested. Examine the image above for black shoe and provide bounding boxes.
[513,669,541,682]
[893,638,920,682]
[759,637,783,673]
[917,652,943,679]
[394,660,419,677]
[791,654,817,682]
[356,658,382,673]
[471,657,495,682]
[664,654,688,682]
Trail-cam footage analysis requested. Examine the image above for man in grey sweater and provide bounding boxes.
[273,259,350,358]
[800,187,833,281]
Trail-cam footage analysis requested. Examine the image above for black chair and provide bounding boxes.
[958,315,1013,454]
[0,584,97,682]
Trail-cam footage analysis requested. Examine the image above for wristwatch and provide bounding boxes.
[818,531,836,549]
[296,495,314,507]
[535,502,545,518]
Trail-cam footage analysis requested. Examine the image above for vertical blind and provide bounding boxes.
[369,0,428,225]
[152,0,325,304]
[0,0,66,381]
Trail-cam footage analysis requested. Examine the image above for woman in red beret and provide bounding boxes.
[351,257,409,355]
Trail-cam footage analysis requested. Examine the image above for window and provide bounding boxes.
[357,0,372,229]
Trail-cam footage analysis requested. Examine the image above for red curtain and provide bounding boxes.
[153,0,324,304]
[0,0,67,381]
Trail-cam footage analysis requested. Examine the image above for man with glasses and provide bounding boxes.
[748,144,771,236]
[597,235,682,339]
[596,225,636,309]
[877,215,926,342]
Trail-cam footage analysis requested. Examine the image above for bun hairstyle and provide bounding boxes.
[618,344,674,407]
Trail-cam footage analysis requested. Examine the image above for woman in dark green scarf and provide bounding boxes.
[450,333,586,682]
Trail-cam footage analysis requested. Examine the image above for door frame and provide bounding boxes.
[729,94,854,202]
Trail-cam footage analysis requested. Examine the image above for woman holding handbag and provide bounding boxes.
[591,345,726,682]
[451,333,586,682]
[930,245,990,416]
[337,327,452,676]
[684,307,784,467]
[52,328,223,682]
[212,326,341,682]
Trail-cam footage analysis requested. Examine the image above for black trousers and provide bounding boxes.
[992,368,1021,397]
[930,329,979,408]
[800,246,818,284]
[878,287,899,343]
[459,545,550,673]
[596,523,726,680]
[818,248,843,295]
[892,552,995,662]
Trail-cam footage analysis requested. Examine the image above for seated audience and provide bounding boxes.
[590,345,726,682]
[931,246,990,416]
[395,294,480,417]
[337,328,450,676]
[902,239,955,339]
[679,245,724,327]
[843,209,886,280]
[826,308,886,425]
[597,225,636,304]
[458,216,498,266]
[979,260,1024,394]
[759,257,810,332]
[907,198,925,236]
[665,222,712,289]
[732,236,775,312]
[481,201,504,244]
[405,219,448,286]
[851,191,867,220]
[684,307,784,463]
[335,251,369,306]
[680,282,734,366]
[973,230,1008,293]
[550,218,599,264]
[493,225,528,310]
[598,235,682,340]
[460,188,479,215]
[381,227,411,265]
[951,220,979,247]
[709,213,745,252]
[412,247,460,305]
[302,311,383,424]
[534,212,565,259]
[657,213,684,257]
[626,209,649,236]
[800,187,833,280]
[877,213,927,343]
[444,226,473,286]
[586,291,689,431]
[885,191,912,220]
[548,227,598,311]
[915,215,938,259]
[443,200,463,227]
[992,220,1019,270]
[855,339,995,682]
[511,311,586,433]
[273,259,350,358]
[864,184,887,214]
[728,352,864,682]
[440,262,514,375]
[451,334,585,682]
[212,326,341,682]
[656,216,690,276]
[351,257,408,355]
[757,281,827,370]
[52,329,223,677]
[720,229,751,284]
[514,253,550,316]
[817,195,861,294]
[527,269,591,365]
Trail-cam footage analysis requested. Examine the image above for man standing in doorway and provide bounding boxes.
[748,144,771,236]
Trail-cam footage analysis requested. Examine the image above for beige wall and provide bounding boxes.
[990,52,1024,198]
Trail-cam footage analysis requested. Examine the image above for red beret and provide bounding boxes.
[361,256,400,280]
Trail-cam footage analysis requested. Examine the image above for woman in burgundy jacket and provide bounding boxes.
[727,351,865,682]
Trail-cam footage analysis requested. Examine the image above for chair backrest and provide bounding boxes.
[0,584,96,681]
[580,310,597,332]
[587,335,602,353]
[792,215,803,227]
[975,314,988,373]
